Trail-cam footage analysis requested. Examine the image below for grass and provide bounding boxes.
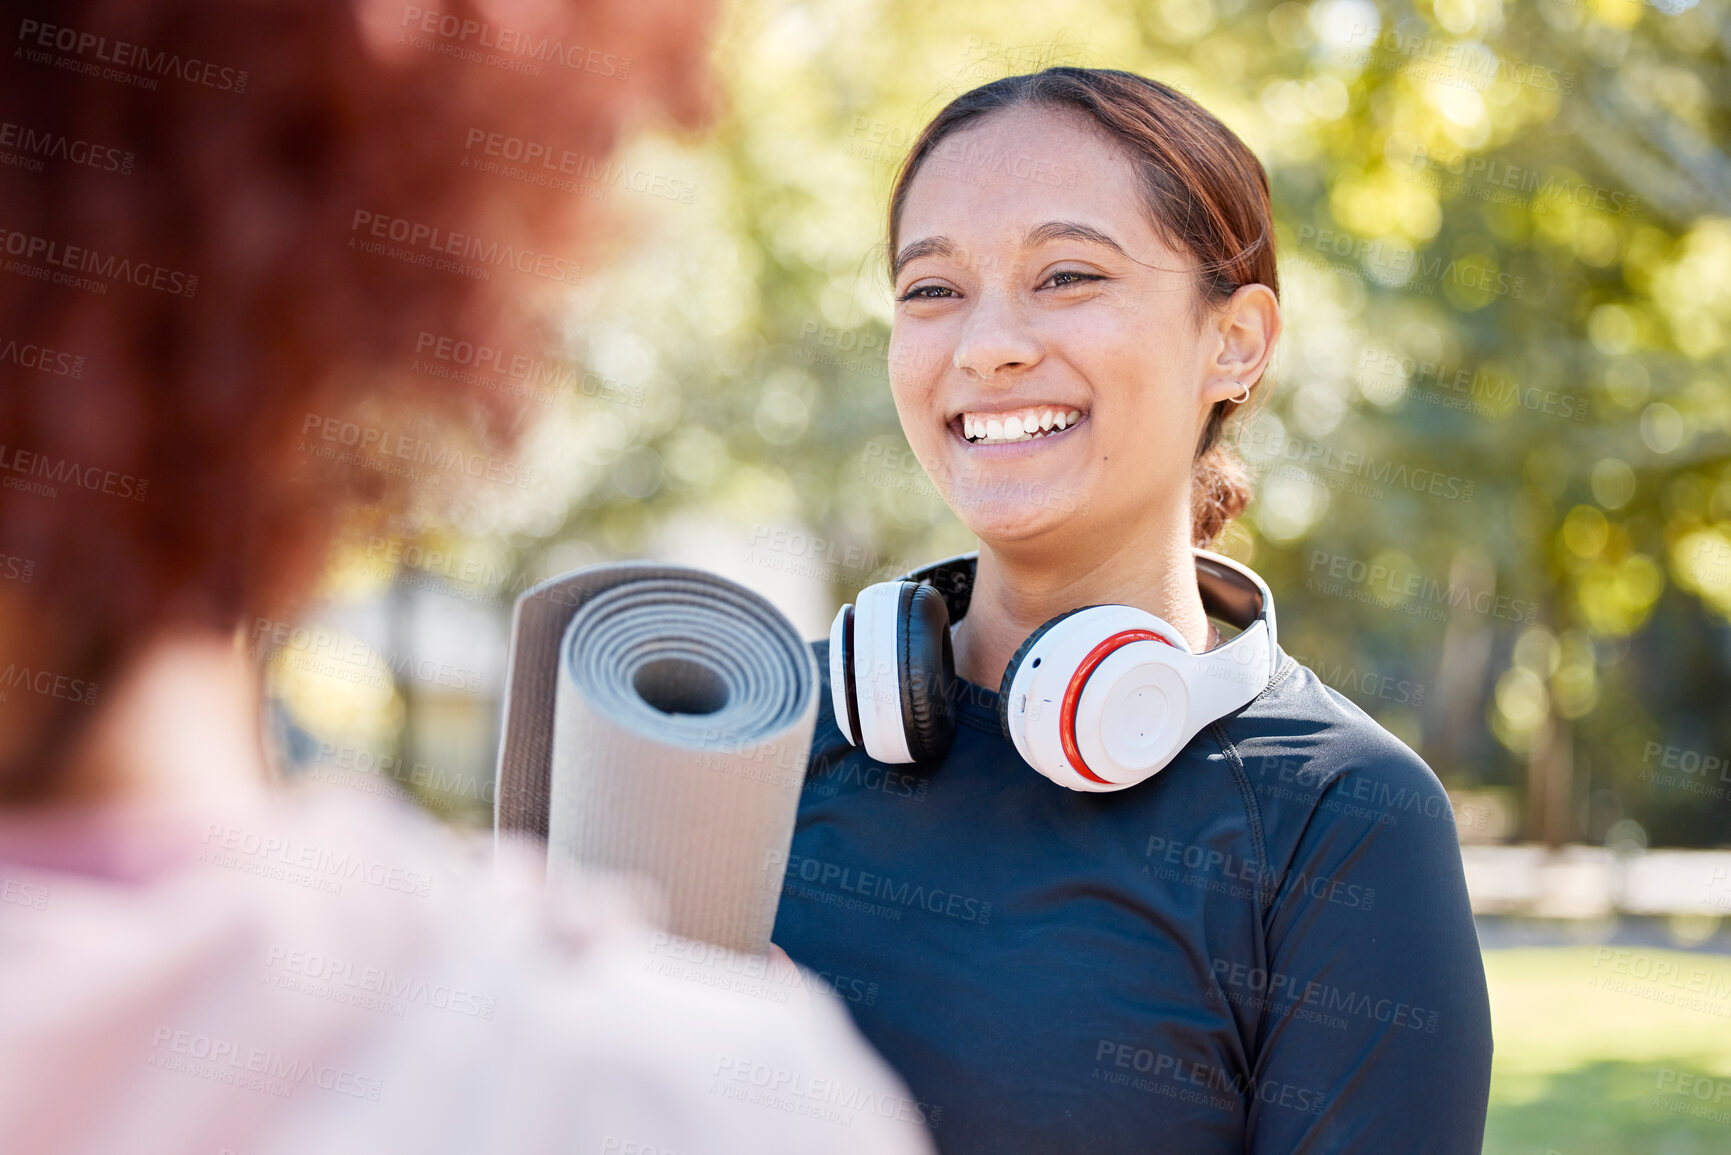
[1483,947,1731,1154]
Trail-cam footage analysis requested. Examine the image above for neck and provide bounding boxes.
[952,521,1211,691]
[47,628,272,814]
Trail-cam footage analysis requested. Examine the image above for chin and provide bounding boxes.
[950,491,1088,548]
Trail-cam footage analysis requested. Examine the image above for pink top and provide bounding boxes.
[0,784,936,1155]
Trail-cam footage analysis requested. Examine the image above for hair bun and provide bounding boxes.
[1191,438,1252,548]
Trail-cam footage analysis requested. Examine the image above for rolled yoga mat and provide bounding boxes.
[494,563,818,955]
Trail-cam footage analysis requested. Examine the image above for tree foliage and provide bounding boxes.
[362,0,1731,845]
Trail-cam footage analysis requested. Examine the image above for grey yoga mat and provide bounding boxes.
[494,563,818,955]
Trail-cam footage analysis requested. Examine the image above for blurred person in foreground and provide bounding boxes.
[0,2,934,1153]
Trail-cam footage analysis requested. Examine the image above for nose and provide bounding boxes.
[953,287,1042,382]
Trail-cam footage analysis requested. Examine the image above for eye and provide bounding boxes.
[896,283,958,302]
[1042,270,1104,289]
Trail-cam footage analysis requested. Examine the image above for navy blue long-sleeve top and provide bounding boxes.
[772,641,1493,1154]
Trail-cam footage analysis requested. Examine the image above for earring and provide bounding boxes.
[1227,381,1252,404]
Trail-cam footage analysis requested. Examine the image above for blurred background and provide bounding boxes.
[262,1,1731,1150]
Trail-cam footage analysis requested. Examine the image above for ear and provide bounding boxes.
[1199,283,1281,407]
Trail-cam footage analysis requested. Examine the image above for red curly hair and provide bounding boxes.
[0,0,715,801]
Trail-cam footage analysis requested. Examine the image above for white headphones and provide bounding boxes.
[829,548,1279,792]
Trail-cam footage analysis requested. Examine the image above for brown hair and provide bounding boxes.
[887,67,1277,547]
[0,0,715,802]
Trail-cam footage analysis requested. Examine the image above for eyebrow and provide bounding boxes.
[1024,220,1128,256]
[891,220,1128,281]
[891,235,956,280]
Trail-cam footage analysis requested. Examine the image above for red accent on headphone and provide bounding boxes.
[1058,629,1178,785]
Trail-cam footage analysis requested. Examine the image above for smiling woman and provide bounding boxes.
[772,67,1494,1155]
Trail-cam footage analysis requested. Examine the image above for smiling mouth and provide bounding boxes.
[958,405,1086,446]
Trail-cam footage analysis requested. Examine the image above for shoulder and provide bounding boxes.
[1220,652,1460,868]
[239,791,935,1150]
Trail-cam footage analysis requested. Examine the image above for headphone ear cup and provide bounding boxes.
[898,582,955,762]
[828,603,861,747]
[996,607,1091,744]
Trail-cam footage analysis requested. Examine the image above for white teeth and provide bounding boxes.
[960,406,1086,444]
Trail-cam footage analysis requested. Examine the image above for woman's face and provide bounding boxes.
[889,104,1251,551]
